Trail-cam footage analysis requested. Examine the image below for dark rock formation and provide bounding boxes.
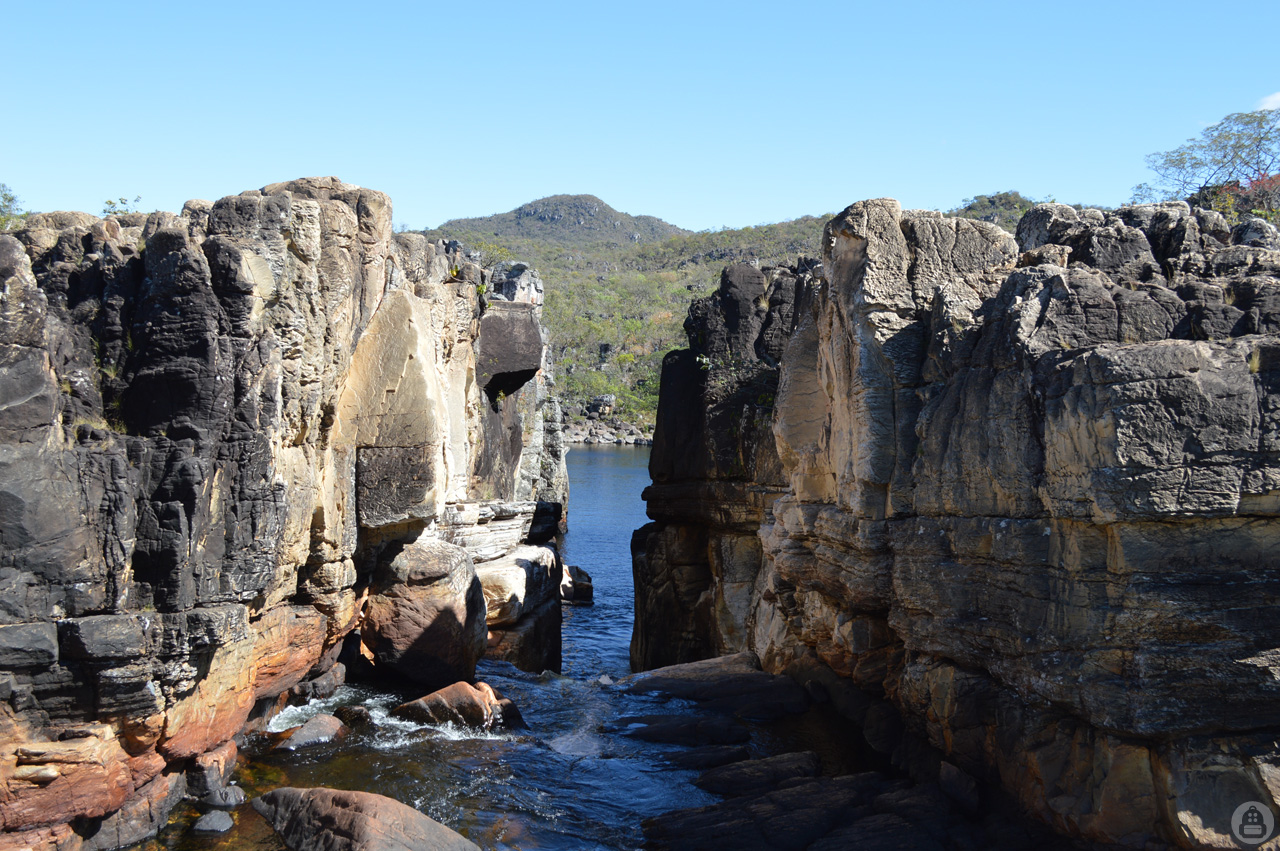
[635,199,1280,848]
[253,786,480,851]
[632,261,819,670]
[0,177,567,846]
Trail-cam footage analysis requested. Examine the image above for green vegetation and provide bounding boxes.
[946,191,1039,232]
[102,195,142,216]
[1134,108,1279,223]
[424,195,828,422]
[0,184,27,231]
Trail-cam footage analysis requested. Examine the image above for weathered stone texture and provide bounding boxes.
[0,177,567,843]
[636,199,1280,847]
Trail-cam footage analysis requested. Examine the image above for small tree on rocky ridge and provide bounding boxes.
[0,184,26,232]
[1134,109,1280,222]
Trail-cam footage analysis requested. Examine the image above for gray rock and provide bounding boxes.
[0,622,58,667]
[253,786,480,850]
[695,751,821,797]
[635,196,1280,846]
[58,615,144,660]
[193,810,234,833]
[275,713,346,750]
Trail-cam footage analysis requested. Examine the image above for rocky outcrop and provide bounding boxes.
[632,261,817,669]
[635,200,1280,848]
[253,786,480,851]
[0,177,567,847]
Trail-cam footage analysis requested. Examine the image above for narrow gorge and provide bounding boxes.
[634,198,1280,848]
[5,175,1280,851]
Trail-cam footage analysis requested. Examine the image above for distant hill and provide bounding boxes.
[425,191,1087,423]
[435,194,691,247]
[424,198,828,424]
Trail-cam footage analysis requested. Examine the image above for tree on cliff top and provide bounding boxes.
[0,184,26,232]
[1134,109,1280,222]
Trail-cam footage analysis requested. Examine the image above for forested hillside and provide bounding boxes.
[424,192,1097,421]
[424,196,827,422]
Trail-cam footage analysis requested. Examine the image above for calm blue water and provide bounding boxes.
[559,444,654,678]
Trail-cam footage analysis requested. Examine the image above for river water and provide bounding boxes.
[147,445,744,850]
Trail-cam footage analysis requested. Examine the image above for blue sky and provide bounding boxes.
[3,0,1277,231]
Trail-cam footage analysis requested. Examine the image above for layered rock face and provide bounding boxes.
[0,177,566,848]
[632,261,817,668]
[634,202,1280,847]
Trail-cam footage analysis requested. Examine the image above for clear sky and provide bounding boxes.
[3,0,1277,232]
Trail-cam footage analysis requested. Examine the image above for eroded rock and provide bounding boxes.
[253,787,480,851]
[636,198,1280,847]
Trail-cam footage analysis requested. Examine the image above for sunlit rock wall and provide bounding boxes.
[636,199,1280,848]
[0,177,567,849]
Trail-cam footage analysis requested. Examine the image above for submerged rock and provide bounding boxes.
[253,787,480,851]
[614,714,750,746]
[694,751,821,798]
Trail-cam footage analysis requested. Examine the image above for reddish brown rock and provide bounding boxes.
[253,786,480,851]
[157,637,255,760]
[0,822,83,851]
[251,605,330,700]
[126,750,166,788]
[391,681,522,730]
[0,726,132,833]
[363,538,487,690]
[78,770,187,851]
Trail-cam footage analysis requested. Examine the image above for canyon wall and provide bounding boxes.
[633,200,1280,848]
[0,178,566,849]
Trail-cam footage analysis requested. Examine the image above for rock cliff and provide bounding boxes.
[0,177,567,849]
[634,202,1280,848]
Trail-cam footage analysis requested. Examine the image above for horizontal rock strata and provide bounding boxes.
[634,203,1280,848]
[0,177,567,847]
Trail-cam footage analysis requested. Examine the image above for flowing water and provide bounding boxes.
[145,445,866,850]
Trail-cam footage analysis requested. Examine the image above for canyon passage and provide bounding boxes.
[2,179,1280,850]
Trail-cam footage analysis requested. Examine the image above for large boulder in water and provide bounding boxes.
[361,538,486,689]
[253,787,480,850]
[474,544,559,627]
[391,681,525,730]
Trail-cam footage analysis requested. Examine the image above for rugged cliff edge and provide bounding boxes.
[0,177,567,849]
[634,200,1280,848]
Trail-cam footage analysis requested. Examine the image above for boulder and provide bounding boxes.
[485,596,562,674]
[559,564,593,604]
[274,714,346,750]
[626,653,809,720]
[362,538,486,690]
[391,681,523,730]
[193,810,234,833]
[474,544,559,627]
[253,787,480,851]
